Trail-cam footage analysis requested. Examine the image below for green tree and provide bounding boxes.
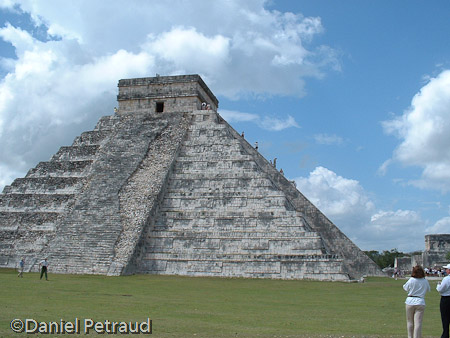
[364,249,407,269]
[446,252,450,261]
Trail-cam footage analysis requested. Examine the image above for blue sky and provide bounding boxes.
[0,0,449,252]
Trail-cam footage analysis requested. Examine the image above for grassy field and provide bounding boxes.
[0,269,444,337]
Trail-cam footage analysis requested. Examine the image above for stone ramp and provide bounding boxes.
[46,111,190,275]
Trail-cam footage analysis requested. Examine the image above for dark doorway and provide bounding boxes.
[156,102,164,113]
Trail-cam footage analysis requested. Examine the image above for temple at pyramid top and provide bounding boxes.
[0,74,382,281]
[117,74,219,113]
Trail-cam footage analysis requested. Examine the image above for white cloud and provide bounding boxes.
[294,166,375,227]
[219,109,259,123]
[259,115,300,131]
[363,210,426,252]
[219,109,299,131]
[426,216,450,234]
[382,69,450,192]
[314,133,344,146]
[294,166,427,251]
[0,0,340,191]
[143,27,231,80]
[377,159,391,176]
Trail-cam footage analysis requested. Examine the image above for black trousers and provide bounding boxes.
[441,296,450,338]
[40,266,48,280]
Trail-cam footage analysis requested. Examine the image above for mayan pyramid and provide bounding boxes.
[0,74,381,281]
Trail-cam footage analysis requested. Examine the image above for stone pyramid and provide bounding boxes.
[0,75,381,281]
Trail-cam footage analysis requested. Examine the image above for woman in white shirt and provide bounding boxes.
[403,265,431,338]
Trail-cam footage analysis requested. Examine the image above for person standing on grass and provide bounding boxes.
[17,258,24,278]
[403,265,430,338]
[39,258,49,281]
[437,263,450,338]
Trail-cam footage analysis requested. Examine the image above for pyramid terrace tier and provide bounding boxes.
[2,177,84,194]
[144,236,326,255]
[50,145,100,161]
[0,211,60,229]
[167,177,280,191]
[148,229,319,239]
[153,215,309,230]
[72,130,115,146]
[25,160,93,178]
[0,193,75,212]
[136,256,348,281]
[161,194,290,210]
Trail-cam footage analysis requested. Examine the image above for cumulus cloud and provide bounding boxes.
[219,109,299,131]
[382,69,450,192]
[426,216,450,234]
[0,0,339,191]
[294,166,375,229]
[364,210,426,251]
[294,166,427,251]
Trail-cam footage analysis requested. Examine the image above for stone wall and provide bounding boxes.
[117,75,218,113]
[423,234,450,267]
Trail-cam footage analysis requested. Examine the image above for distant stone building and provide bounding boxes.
[423,234,450,268]
[0,75,382,281]
[394,234,450,273]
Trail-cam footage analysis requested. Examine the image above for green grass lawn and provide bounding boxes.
[0,269,444,337]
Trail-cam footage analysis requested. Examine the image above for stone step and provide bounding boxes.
[26,160,93,178]
[173,160,258,171]
[179,144,243,155]
[153,216,306,229]
[182,138,242,146]
[162,189,286,199]
[143,244,327,258]
[0,193,74,212]
[72,130,112,146]
[148,229,318,238]
[188,121,225,130]
[156,209,304,219]
[160,195,288,210]
[135,257,348,281]
[169,171,269,180]
[93,115,120,131]
[175,155,254,162]
[2,177,84,194]
[165,185,278,195]
[0,211,60,229]
[186,128,230,138]
[139,253,342,267]
[146,237,321,251]
[51,145,100,161]
[167,177,276,190]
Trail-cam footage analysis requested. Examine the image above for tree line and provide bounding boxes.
[365,250,450,269]
[364,249,419,269]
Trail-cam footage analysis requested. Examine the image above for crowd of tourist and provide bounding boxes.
[424,267,448,277]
